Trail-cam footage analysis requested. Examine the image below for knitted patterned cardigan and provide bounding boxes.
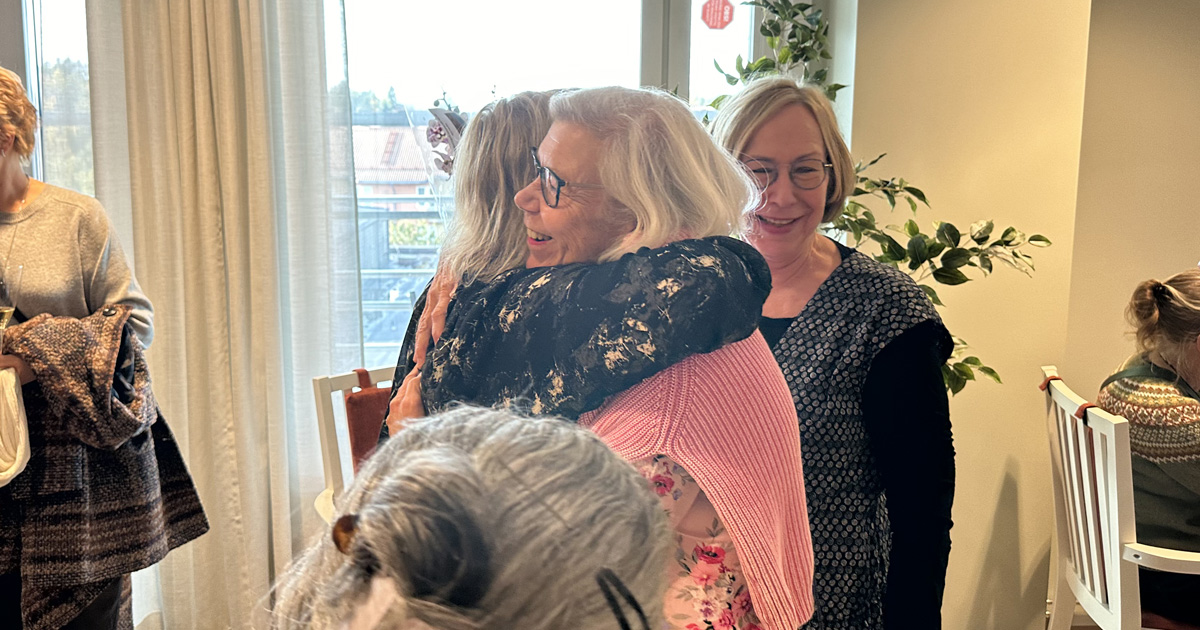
[580,332,815,630]
[0,305,209,630]
[1097,354,1200,552]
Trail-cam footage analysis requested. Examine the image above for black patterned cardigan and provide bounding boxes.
[0,305,209,630]
[383,236,773,426]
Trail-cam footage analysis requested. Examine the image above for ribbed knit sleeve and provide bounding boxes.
[582,333,814,630]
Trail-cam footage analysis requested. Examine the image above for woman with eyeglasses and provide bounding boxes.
[273,405,672,630]
[385,86,815,630]
[1096,269,1200,630]
[711,77,956,630]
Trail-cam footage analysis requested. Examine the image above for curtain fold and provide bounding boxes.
[86,0,360,626]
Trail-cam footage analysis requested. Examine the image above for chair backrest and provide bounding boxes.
[1041,366,1141,630]
[313,366,395,498]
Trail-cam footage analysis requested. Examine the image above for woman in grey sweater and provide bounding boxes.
[0,64,206,630]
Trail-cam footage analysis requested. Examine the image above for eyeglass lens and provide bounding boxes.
[531,147,561,207]
[744,158,829,190]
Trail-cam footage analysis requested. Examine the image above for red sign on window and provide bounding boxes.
[702,0,734,30]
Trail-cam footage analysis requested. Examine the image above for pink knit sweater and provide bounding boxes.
[580,332,815,630]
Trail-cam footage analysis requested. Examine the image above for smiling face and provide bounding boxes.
[740,104,829,265]
[514,121,634,268]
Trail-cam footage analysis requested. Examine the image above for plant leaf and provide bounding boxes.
[936,222,961,247]
[970,220,994,244]
[952,362,976,381]
[907,235,928,268]
[1029,234,1052,246]
[939,247,972,269]
[979,366,1003,384]
[872,233,906,261]
[903,219,920,238]
[933,267,970,285]
[903,186,929,206]
[920,284,944,306]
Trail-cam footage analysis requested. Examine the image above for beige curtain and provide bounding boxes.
[87,0,360,626]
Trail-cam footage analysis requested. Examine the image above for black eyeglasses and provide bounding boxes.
[741,157,833,191]
[530,147,604,208]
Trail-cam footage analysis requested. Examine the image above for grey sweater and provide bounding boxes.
[0,183,153,346]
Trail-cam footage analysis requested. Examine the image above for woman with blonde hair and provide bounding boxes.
[0,64,206,629]
[712,77,955,630]
[273,405,671,629]
[1097,268,1200,630]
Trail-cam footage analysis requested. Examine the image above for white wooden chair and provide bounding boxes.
[312,366,394,523]
[1041,366,1200,629]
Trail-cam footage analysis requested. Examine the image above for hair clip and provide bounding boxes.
[595,568,650,630]
[1153,282,1171,299]
[333,513,360,555]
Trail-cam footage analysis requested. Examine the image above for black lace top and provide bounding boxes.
[384,236,771,425]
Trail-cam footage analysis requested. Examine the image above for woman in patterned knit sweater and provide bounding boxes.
[711,78,956,630]
[1097,269,1200,630]
[388,87,815,630]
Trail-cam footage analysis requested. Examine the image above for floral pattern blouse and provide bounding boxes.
[638,455,764,630]
[384,236,771,424]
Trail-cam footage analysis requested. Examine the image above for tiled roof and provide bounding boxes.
[352,125,433,183]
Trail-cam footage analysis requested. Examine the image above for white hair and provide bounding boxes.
[549,86,755,261]
[270,406,670,630]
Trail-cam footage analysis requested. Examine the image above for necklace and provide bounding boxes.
[15,175,29,210]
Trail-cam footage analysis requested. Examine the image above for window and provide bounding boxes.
[689,1,758,110]
[21,0,95,195]
[13,1,758,370]
[344,0,649,368]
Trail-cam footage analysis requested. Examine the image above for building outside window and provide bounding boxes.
[15,0,756,370]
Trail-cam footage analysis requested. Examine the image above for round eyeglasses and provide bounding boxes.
[742,157,833,191]
[530,147,604,208]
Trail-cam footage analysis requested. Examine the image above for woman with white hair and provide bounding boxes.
[273,405,672,629]
[390,86,814,630]
[385,90,771,423]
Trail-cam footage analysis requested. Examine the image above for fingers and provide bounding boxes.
[413,273,457,367]
[428,290,450,344]
[413,308,432,368]
[0,354,34,384]
[386,367,425,436]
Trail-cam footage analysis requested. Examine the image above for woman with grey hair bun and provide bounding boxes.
[272,405,671,630]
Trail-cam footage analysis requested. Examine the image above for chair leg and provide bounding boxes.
[1047,570,1075,630]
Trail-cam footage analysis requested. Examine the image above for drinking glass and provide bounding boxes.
[0,264,23,344]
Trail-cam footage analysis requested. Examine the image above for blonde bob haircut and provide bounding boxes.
[710,76,855,223]
[439,91,556,284]
[0,66,38,160]
[549,86,755,261]
[270,405,670,630]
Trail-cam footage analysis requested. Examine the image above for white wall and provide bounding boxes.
[1062,0,1200,394]
[852,2,1093,628]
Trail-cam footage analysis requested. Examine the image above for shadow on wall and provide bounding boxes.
[967,462,1052,629]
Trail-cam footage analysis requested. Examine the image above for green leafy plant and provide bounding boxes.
[716,0,1052,394]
